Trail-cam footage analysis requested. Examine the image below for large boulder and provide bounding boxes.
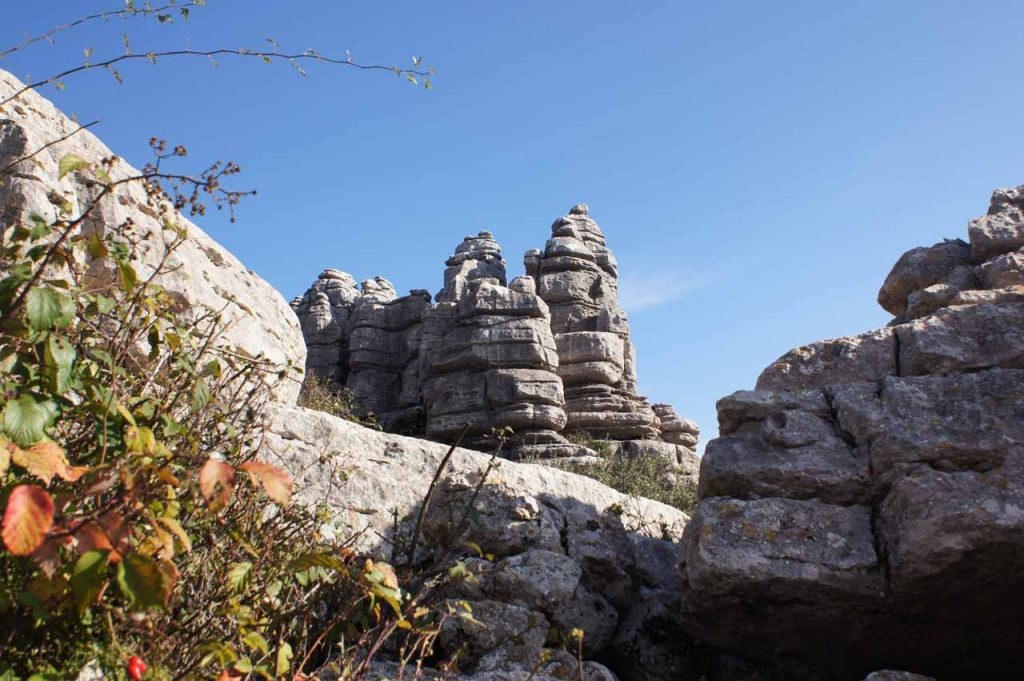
[0,69,305,402]
[262,402,689,674]
[681,184,1024,679]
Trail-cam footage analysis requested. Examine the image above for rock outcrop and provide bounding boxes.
[681,185,1024,680]
[421,275,569,453]
[0,69,306,403]
[294,213,699,460]
[528,204,659,441]
[263,401,688,677]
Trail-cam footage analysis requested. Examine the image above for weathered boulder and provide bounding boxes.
[438,230,507,303]
[0,69,305,402]
[422,274,568,452]
[292,274,431,428]
[293,214,700,459]
[968,185,1024,262]
[263,401,688,676]
[651,403,700,450]
[876,239,973,315]
[681,184,1024,679]
[755,327,896,391]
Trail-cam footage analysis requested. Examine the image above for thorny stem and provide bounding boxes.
[1,47,434,108]
[0,3,183,60]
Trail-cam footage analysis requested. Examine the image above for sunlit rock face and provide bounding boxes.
[0,69,306,403]
[420,234,568,452]
[293,209,699,459]
[527,204,661,442]
[683,184,1024,680]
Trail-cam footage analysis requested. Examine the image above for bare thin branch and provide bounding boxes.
[0,3,182,60]
[2,48,434,108]
[0,120,100,176]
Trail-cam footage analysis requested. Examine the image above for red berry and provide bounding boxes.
[127,655,148,681]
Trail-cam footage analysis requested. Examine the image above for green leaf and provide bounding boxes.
[93,295,116,315]
[116,553,175,610]
[191,377,211,412]
[86,233,109,259]
[275,643,293,677]
[58,154,90,180]
[2,395,58,447]
[226,561,252,593]
[45,335,76,393]
[29,214,52,240]
[71,550,110,610]
[117,261,138,293]
[26,287,75,331]
[241,631,269,655]
[287,552,346,573]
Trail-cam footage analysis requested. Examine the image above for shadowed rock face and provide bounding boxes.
[293,209,699,459]
[683,185,1024,680]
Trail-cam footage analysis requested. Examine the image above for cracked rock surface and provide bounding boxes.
[683,185,1024,680]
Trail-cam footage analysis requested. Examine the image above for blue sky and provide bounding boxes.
[4,1,1023,450]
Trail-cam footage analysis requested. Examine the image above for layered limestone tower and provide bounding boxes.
[419,233,569,452]
[293,209,700,461]
[526,204,660,440]
[678,185,1024,679]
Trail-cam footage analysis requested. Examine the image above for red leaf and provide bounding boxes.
[2,485,55,555]
[238,461,293,506]
[199,459,235,510]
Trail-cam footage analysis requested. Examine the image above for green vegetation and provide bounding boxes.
[297,375,379,429]
[549,436,698,515]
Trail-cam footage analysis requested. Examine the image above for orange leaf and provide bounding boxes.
[199,459,235,510]
[238,461,293,506]
[2,485,55,555]
[217,670,244,681]
[10,441,86,485]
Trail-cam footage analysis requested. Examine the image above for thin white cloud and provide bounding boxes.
[617,269,711,311]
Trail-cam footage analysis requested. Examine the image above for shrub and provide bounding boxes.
[0,144,438,678]
[298,375,372,426]
[543,435,698,515]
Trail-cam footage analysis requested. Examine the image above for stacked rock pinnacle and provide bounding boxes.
[527,204,659,440]
[678,185,1024,679]
[293,208,699,460]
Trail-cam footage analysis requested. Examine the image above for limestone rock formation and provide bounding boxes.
[421,276,568,452]
[438,230,507,302]
[293,210,699,460]
[262,401,688,676]
[528,204,660,441]
[682,185,1024,680]
[0,69,305,402]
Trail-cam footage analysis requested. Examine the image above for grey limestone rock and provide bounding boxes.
[529,207,661,440]
[294,211,700,458]
[877,238,973,315]
[968,184,1024,262]
[682,184,1024,679]
[0,69,305,403]
[755,327,897,391]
